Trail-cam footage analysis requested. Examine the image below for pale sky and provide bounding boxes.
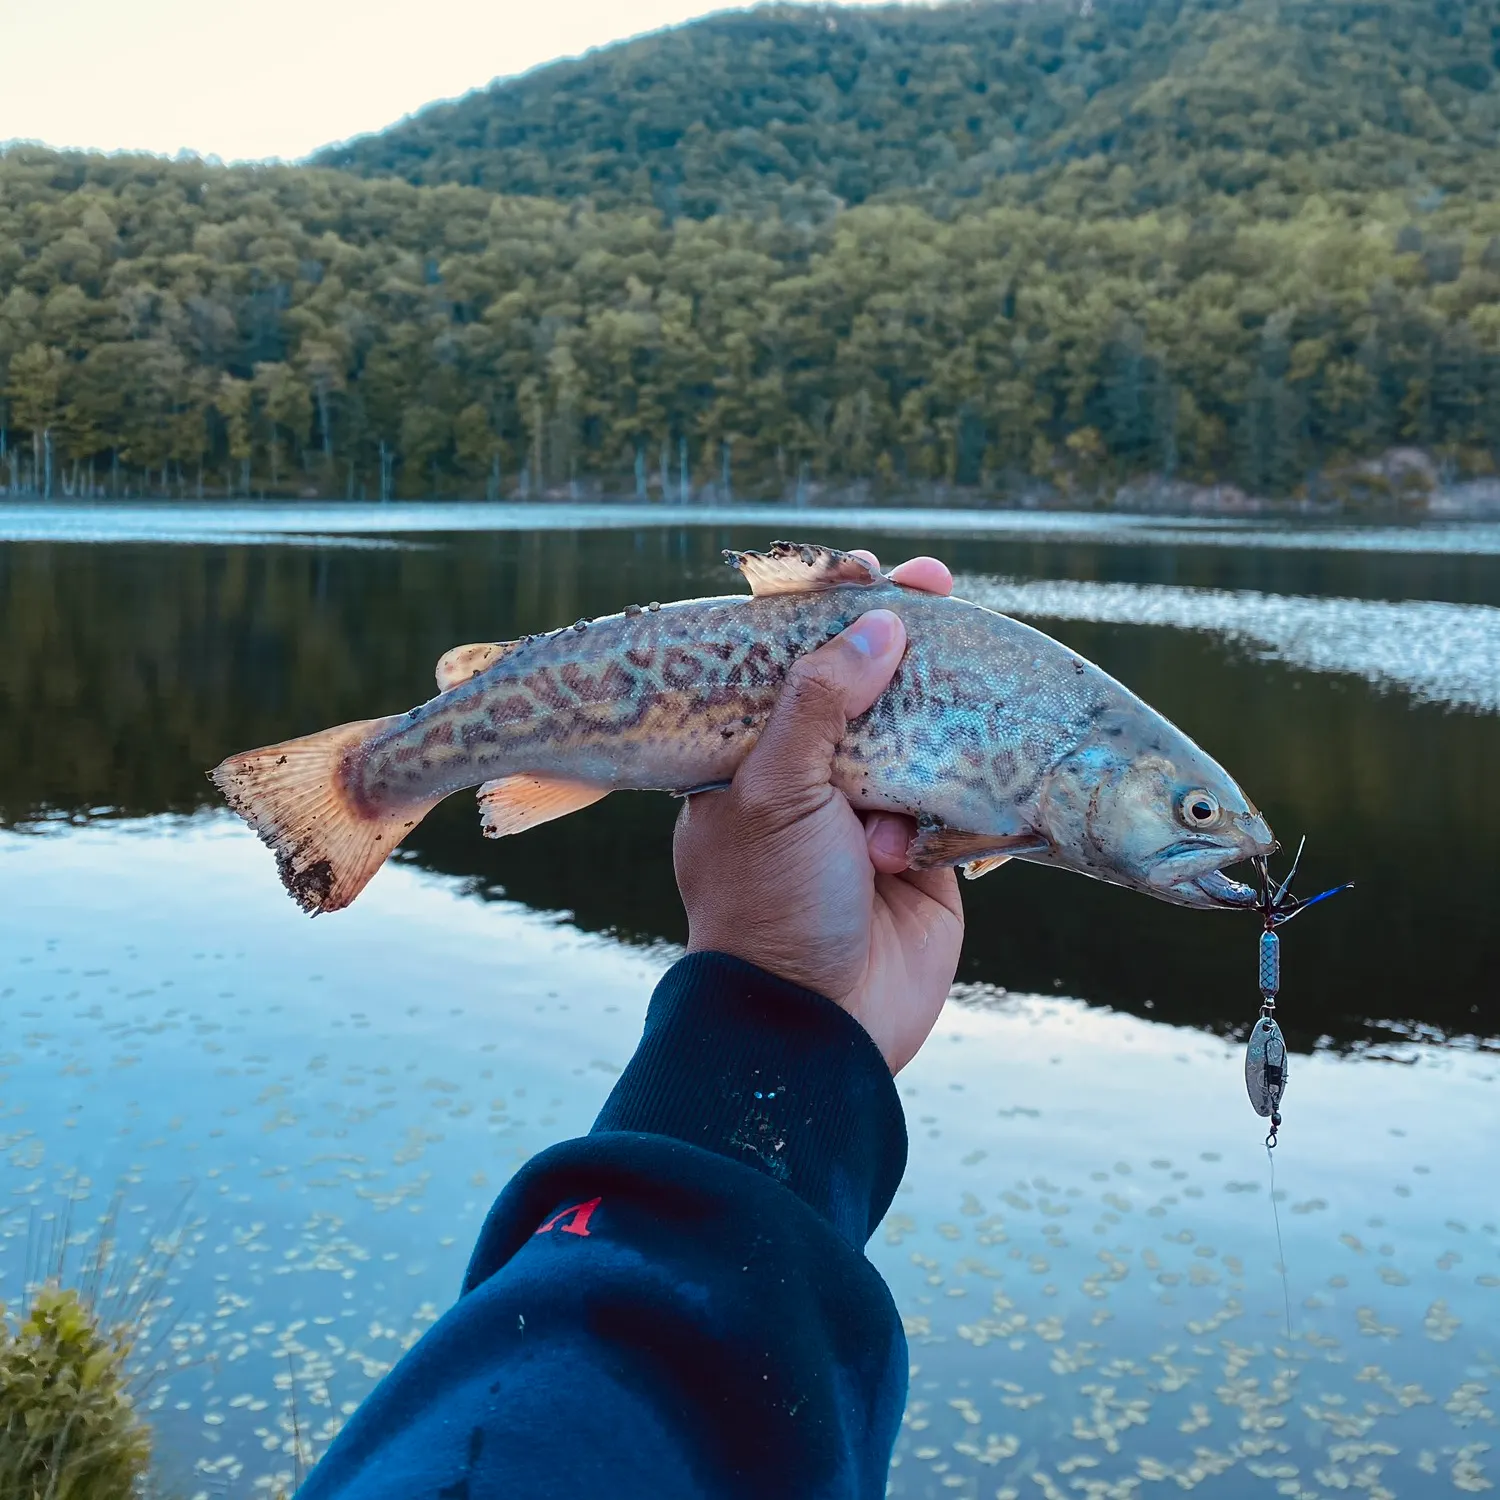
[1,0,896,165]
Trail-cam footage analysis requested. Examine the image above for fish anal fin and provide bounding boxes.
[478,775,610,839]
[725,541,881,598]
[907,826,1050,871]
[210,714,429,915]
[963,855,1012,881]
[435,640,522,692]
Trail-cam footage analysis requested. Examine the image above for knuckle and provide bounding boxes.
[732,772,786,825]
[782,658,848,728]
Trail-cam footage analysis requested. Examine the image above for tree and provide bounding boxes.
[297,338,347,470]
[5,342,65,496]
[453,402,498,481]
[216,374,253,496]
[253,362,311,490]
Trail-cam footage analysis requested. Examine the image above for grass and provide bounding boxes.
[0,1195,185,1500]
[0,1282,152,1499]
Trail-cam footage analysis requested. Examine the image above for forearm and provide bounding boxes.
[299,953,910,1500]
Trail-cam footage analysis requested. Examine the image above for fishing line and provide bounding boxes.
[1266,1141,1293,1345]
[1241,840,1351,1408]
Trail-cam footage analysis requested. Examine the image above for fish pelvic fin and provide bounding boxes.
[209,715,428,916]
[478,774,610,839]
[907,826,1050,871]
[726,541,881,597]
[435,639,523,691]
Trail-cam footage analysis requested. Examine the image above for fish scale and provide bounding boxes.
[211,542,1275,916]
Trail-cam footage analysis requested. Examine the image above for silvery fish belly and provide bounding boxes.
[211,542,1276,915]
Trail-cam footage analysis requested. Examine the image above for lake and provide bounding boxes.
[1,503,1496,1499]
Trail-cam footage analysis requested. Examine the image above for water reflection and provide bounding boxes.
[2,513,1497,1495]
[2,824,1495,1498]
[7,498,1500,565]
[2,525,1495,1050]
[956,575,1500,713]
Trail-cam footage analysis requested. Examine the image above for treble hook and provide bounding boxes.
[1255,836,1353,930]
[1245,837,1353,1141]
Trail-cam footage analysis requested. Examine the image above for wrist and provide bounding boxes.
[593,951,908,1246]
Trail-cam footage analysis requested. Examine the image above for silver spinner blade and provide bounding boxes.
[1245,1014,1288,1119]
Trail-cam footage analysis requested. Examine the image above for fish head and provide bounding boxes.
[1036,711,1275,910]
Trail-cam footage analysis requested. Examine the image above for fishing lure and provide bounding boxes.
[1244,838,1353,1147]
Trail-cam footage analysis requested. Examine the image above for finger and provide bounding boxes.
[888,556,953,596]
[889,862,965,924]
[848,548,881,575]
[674,781,726,824]
[864,812,914,874]
[738,609,906,800]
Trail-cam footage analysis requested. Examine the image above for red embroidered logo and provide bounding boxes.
[533,1198,601,1238]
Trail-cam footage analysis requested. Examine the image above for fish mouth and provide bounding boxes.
[1155,825,1276,911]
[1181,866,1260,909]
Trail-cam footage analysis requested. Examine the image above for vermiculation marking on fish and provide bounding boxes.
[211,542,1277,916]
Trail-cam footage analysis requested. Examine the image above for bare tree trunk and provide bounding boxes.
[318,385,334,468]
[531,392,543,495]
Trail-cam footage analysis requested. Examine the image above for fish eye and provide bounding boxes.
[1181,790,1220,827]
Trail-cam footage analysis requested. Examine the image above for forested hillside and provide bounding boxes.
[318,0,1500,221]
[3,0,1500,502]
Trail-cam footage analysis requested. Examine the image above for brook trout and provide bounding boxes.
[212,542,1275,916]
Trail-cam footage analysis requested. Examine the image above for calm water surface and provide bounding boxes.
[1,506,1496,1499]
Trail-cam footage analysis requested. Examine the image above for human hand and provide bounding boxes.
[673,553,965,1074]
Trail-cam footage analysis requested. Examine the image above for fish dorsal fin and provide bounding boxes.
[906,826,1050,871]
[435,640,521,691]
[477,775,610,839]
[726,541,881,598]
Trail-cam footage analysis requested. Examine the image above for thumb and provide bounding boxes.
[737,609,907,805]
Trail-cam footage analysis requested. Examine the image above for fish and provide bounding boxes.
[210,541,1276,916]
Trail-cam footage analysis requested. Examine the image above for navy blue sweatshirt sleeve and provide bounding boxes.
[297,952,910,1500]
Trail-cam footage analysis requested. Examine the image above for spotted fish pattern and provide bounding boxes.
[212,542,1274,914]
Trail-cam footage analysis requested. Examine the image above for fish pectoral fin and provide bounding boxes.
[725,541,881,597]
[906,826,1050,871]
[477,775,610,839]
[435,640,523,692]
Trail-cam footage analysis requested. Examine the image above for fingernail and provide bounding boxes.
[867,814,909,862]
[845,609,900,658]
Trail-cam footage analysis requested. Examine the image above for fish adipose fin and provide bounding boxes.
[478,775,610,839]
[907,826,1050,871]
[726,541,881,598]
[210,716,432,916]
[435,640,522,691]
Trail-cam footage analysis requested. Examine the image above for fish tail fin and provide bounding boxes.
[209,715,427,915]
